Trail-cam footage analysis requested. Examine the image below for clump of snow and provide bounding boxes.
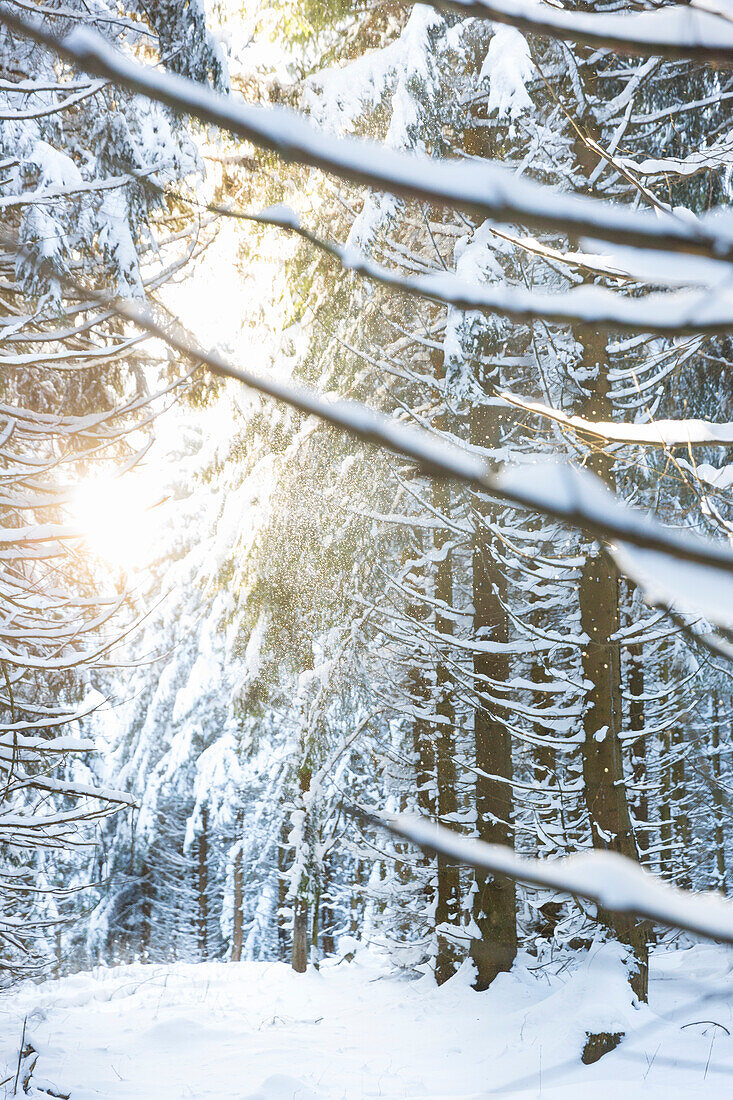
[482,26,534,118]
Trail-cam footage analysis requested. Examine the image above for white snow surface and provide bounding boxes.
[1,947,733,1098]
[482,26,534,117]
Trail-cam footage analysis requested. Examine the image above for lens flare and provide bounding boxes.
[70,472,155,570]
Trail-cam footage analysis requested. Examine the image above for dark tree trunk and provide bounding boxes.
[196,807,209,960]
[659,730,674,881]
[140,857,152,961]
[231,835,244,962]
[627,641,647,856]
[531,661,561,943]
[349,860,363,939]
[671,726,691,888]
[432,478,461,985]
[292,899,308,974]
[469,395,517,990]
[410,582,436,821]
[277,818,290,960]
[311,886,321,963]
[291,759,311,973]
[712,695,727,893]
[320,868,336,957]
[408,542,438,920]
[577,325,648,1003]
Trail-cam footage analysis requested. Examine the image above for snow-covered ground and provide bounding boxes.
[1,945,732,1098]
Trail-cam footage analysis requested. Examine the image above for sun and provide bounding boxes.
[70,471,158,571]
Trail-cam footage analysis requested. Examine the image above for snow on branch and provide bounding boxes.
[619,132,733,179]
[425,0,733,64]
[3,8,733,264]
[90,296,733,617]
[0,77,106,121]
[0,173,147,211]
[500,392,733,449]
[608,542,733,656]
[370,811,733,945]
[27,775,136,807]
[162,199,733,337]
[496,462,733,637]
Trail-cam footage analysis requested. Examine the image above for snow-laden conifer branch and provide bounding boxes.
[0,172,149,210]
[78,292,733,639]
[500,392,733,449]
[3,8,733,264]
[25,775,135,807]
[425,0,733,64]
[0,77,106,120]
[619,134,733,179]
[159,197,733,337]
[369,811,733,945]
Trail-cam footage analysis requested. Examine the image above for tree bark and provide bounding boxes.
[432,478,462,986]
[277,818,289,960]
[291,758,312,973]
[627,641,647,857]
[196,806,209,960]
[311,886,321,964]
[407,540,438,923]
[139,856,152,961]
[292,898,309,973]
[659,728,674,881]
[469,395,517,990]
[671,726,691,888]
[712,695,727,893]
[577,325,648,1002]
[231,834,244,962]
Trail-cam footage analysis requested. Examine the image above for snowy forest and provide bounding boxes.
[2,0,733,1096]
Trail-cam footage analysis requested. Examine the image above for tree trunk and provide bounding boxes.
[469,395,517,990]
[311,886,321,964]
[671,726,691,888]
[292,898,308,973]
[408,543,439,925]
[432,478,461,985]
[140,857,152,961]
[712,695,727,893]
[277,818,290,960]
[231,836,244,962]
[291,759,312,973]
[410,574,436,821]
[627,641,647,857]
[320,867,336,957]
[349,860,363,939]
[659,729,674,881]
[196,807,209,960]
[577,325,648,1002]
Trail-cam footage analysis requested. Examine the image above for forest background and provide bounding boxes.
[1,0,733,1074]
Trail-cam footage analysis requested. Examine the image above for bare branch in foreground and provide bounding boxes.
[363,810,733,945]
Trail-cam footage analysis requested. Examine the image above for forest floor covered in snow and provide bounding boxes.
[0,944,732,1098]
